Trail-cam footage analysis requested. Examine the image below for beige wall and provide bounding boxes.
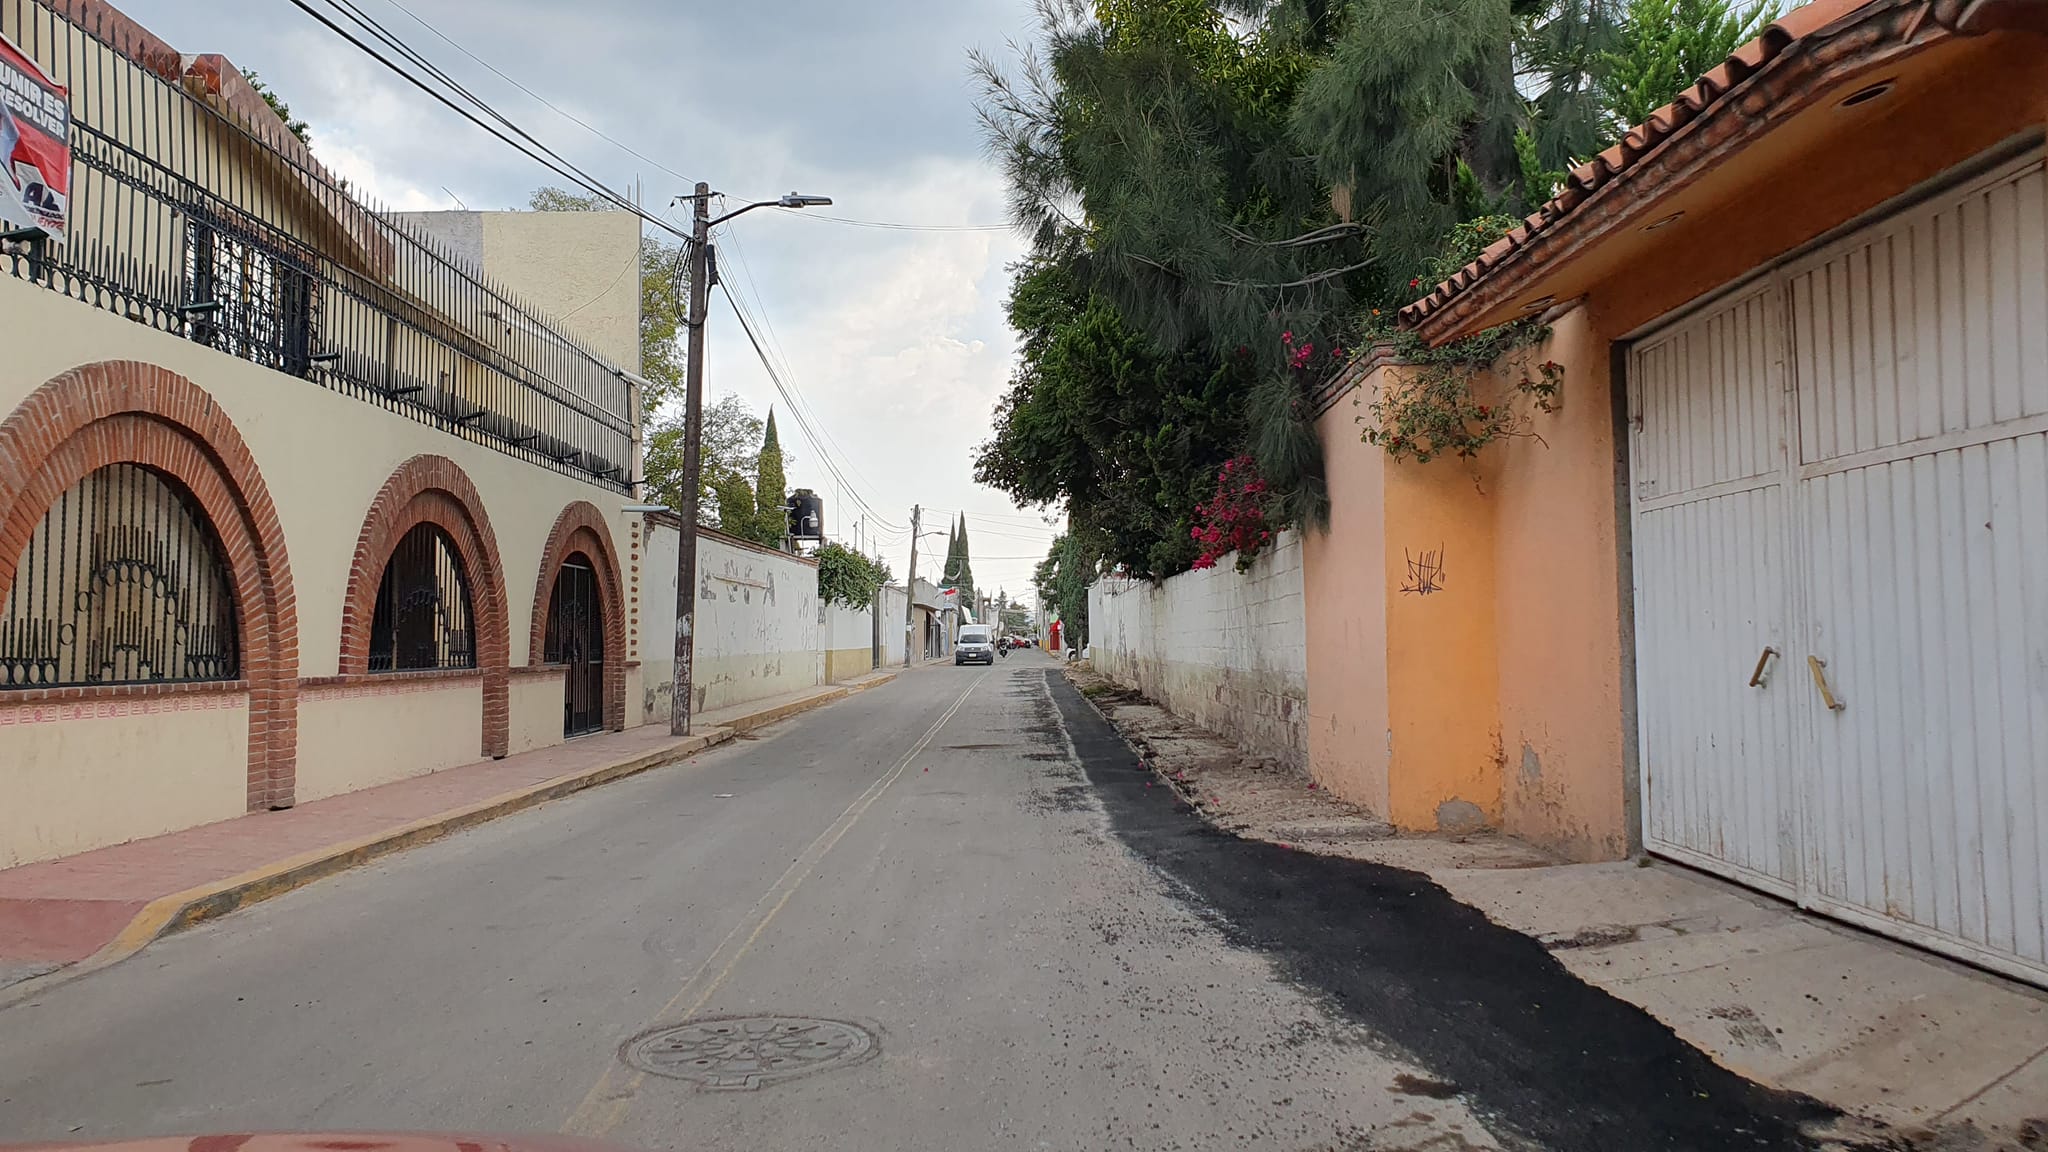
[0,277,633,676]
[296,679,485,803]
[393,209,643,375]
[508,671,567,756]
[0,691,249,868]
[825,648,873,683]
[0,277,638,863]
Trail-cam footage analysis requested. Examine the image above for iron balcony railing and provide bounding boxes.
[0,0,635,492]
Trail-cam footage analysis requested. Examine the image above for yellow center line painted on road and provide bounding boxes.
[561,669,991,1137]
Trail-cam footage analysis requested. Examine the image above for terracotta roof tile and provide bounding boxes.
[1398,0,1888,331]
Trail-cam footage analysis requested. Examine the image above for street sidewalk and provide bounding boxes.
[1067,665,2048,1149]
[0,670,898,999]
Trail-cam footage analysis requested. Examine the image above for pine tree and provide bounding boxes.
[1600,0,1778,130]
[752,410,787,548]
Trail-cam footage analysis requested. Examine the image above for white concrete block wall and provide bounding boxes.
[637,523,824,719]
[826,602,875,651]
[1087,531,1309,769]
[877,586,911,667]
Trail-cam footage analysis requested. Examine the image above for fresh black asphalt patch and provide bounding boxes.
[1042,669,1839,1152]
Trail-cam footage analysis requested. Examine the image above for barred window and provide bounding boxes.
[368,524,475,672]
[0,464,241,688]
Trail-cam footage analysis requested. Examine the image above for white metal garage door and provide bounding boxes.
[1629,149,2048,986]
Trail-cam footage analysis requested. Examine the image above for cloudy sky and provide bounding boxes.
[119,0,1061,605]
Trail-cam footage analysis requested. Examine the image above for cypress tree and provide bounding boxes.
[753,410,786,547]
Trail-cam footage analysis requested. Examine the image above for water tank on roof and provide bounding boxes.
[786,489,825,542]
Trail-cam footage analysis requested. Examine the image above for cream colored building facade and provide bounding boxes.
[0,0,658,868]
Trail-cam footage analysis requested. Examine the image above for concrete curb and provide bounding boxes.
[1,673,900,1006]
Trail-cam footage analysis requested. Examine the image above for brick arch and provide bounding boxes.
[0,361,299,809]
[341,455,511,758]
[530,501,626,732]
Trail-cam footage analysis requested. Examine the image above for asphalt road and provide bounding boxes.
[0,654,1507,1152]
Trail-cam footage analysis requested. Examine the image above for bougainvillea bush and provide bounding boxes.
[1190,455,1273,571]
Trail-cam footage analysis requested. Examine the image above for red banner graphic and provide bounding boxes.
[1,30,70,242]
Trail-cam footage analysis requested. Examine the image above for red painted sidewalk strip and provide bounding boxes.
[0,725,696,965]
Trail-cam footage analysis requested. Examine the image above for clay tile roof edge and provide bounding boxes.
[1398,0,1880,332]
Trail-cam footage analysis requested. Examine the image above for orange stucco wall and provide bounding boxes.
[1304,394,1390,814]
[1489,311,1629,859]
[1306,334,1628,857]
[1380,434,1503,832]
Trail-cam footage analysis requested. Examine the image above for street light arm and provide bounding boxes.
[708,192,834,228]
[706,199,783,228]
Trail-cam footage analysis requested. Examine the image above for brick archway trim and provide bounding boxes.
[0,361,300,809]
[531,501,626,732]
[340,455,512,758]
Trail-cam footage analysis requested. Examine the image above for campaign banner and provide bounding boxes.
[0,30,69,242]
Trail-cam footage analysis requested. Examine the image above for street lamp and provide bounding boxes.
[668,183,831,737]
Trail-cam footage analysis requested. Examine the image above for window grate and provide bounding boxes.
[368,524,476,673]
[0,464,241,688]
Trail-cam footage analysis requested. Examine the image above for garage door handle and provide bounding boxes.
[1807,655,1846,711]
[1748,646,1778,688]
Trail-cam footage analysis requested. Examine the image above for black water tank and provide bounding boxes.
[786,489,825,541]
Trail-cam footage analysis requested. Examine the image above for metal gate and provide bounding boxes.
[544,556,604,738]
[1629,149,2048,986]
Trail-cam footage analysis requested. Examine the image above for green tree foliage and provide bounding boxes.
[999,599,1032,635]
[1034,530,1104,651]
[643,393,764,524]
[244,71,310,146]
[752,410,788,547]
[1600,0,1778,129]
[713,473,758,539]
[977,0,1770,578]
[815,543,893,609]
[975,258,1249,578]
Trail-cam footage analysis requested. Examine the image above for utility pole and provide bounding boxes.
[665,185,829,736]
[903,503,921,668]
[672,181,712,737]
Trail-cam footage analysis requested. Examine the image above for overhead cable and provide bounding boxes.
[282,0,690,243]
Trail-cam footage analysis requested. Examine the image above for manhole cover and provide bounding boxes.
[622,1016,877,1090]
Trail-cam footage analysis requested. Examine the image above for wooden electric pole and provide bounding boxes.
[671,181,712,736]
[903,504,921,668]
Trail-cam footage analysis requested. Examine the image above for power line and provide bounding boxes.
[717,280,906,535]
[370,0,694,187]
[713,221,898,524]
[716,281,897,532]
[282,0,689,243]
